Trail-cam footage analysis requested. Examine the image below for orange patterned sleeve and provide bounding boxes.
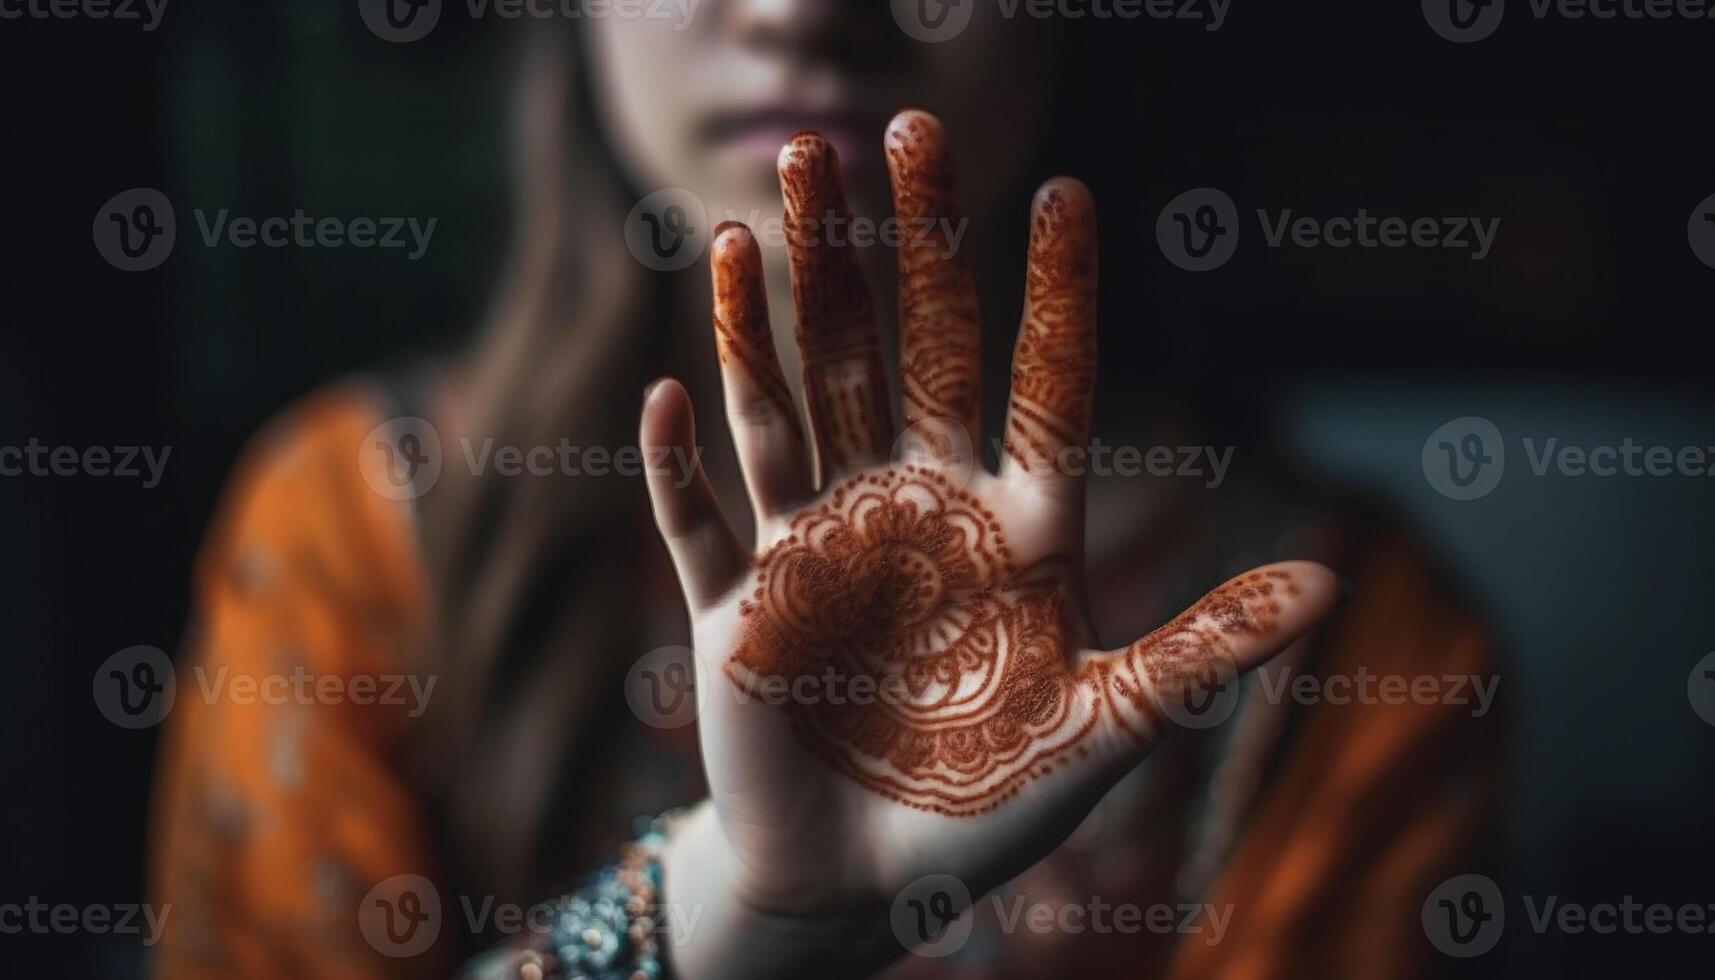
[149,386,447,979]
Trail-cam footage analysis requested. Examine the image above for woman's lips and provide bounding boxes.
[702,110,884,173]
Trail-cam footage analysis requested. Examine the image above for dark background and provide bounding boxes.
[3,1,1712,976]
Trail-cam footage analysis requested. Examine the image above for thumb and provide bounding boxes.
[641,378,750,610]
[1082,561,1340,748]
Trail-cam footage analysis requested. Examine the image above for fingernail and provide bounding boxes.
[642,378,666,404]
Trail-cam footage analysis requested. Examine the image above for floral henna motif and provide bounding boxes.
[885,114,981,434]
[728,467,1096,814]
[779,133,892,469]
[1005,186,1098,472]
[727,467,1300,814]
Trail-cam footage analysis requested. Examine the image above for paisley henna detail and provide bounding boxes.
[1005,183,1098,474]
[711,222,796,424]
[779,133,893,471]
[726,465,1300,814]
[886,112,982,438]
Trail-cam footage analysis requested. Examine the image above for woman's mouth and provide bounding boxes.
[700,108,886,176]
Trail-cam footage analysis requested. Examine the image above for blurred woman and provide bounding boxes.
[150,5,1501,978]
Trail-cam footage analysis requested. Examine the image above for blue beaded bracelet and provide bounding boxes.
[549,816,673,980]
[458,813,678,980]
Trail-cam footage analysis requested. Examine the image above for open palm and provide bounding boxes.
[641,111,1337,938]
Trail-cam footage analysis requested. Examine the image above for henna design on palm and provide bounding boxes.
[728,466,1090,814]
[642,110,1336,849]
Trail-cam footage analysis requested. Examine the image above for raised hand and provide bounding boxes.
[641,110,1338,976]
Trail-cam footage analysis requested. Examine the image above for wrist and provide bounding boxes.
[659,802,901,980]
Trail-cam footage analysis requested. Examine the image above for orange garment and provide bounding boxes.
[150,386,1500,979]
[150,386,444,979]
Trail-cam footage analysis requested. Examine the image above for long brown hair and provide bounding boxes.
[411,23,677,925]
